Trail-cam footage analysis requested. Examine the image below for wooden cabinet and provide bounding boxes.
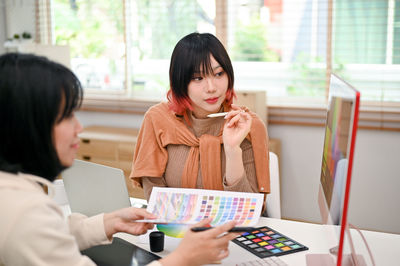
[269,138,281,173]
[269,138,281,162]
[234,90,267,124]
[77,126,145,199]
[234,90,280,167]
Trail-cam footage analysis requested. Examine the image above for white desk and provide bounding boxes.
[115,217,400,266]
[60,199,400,265]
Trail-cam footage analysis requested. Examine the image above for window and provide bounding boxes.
[54,0,125,91]
[53,0,215,100]
[333,0,400,102]
[125,0,215,100]
[50,0,400,107]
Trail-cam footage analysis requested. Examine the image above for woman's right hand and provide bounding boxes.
[103,207,156,239]
[222,104,252,150]
[159,218,239,266]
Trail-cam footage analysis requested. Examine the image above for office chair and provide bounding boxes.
[265,151,281,219]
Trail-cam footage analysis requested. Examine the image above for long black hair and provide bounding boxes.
[0,53,83,181]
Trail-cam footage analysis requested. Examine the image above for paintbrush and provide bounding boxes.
[207,112,228,118]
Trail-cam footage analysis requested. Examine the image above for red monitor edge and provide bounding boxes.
[337,88,360,266]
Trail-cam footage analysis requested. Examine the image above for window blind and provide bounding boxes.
[48,0,399,111]
[35,0,52,44]
[218,0,400,107]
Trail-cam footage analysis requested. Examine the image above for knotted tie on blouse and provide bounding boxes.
[130,102,270,193]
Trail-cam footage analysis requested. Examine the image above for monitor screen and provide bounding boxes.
[316,74,360,266]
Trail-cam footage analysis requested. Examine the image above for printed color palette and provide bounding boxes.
[233,226,308,258]
[195,195,258,226]
[145,187,264,226]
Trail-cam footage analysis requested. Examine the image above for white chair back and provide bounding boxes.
[265,152,281,218]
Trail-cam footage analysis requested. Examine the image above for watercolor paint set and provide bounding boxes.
[232,226,308,258]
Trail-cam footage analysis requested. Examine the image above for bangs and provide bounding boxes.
[191,49,215,77]
[57,72,83,122]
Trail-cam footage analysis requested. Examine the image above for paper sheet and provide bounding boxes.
[138,187,264,226]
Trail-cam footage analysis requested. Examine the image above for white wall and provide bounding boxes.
[0,3,6,54]
[347,130,400,234]
[76,110,400,234]
[268,125,324,224]
[4,1,35,40]
[0,1,36,55]
[269,125,400,234]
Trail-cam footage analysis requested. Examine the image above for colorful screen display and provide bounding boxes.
[320,95,353,225]
[318,74,360,266]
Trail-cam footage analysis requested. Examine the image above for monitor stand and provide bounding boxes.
[306,253,336,265]
[306,253,367,266]
[342,254,367,266]
[306,244,367,266]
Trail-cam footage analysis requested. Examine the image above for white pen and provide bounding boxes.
[207,112,228,118]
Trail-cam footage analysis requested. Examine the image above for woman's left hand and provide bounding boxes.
[103,207,156,239]
[222,104,252,150]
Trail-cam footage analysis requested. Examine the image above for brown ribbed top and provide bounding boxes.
[130,102,270,200]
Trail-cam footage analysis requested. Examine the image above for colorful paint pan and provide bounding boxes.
[232,226,308,258]
[156,224,188,238]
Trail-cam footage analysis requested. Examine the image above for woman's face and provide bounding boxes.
[187,55,228,118]
[53,112,83,167]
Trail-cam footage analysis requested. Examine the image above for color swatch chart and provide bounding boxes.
[145,187,264,226]
[233,226,308,258]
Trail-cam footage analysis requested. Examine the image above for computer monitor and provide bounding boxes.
[307,74,364,266]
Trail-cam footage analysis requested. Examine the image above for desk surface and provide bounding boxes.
[61,201,400,265]
[116,217,400,266]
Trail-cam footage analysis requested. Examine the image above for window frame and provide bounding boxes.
[44,0,399,131]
